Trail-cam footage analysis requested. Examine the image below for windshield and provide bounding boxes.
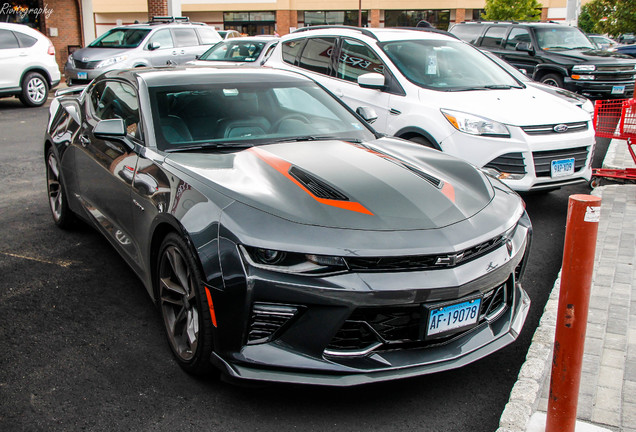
[149,81,376,151]
[381,39,522,91]
[535,27,595,51]
[89,28,150,48]
[200,40,266,62]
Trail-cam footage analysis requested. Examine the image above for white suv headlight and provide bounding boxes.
[441,109,510,137]
[96,55,128,69]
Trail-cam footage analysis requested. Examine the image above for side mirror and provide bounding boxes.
[94,118,126,139]
[515,42,534,54]
[148,41,161,51]
[358,72,386,90]
[356,106,378,124]
[195,54,200,59]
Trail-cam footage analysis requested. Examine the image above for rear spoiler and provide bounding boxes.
[55,86,86,98]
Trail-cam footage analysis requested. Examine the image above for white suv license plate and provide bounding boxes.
[425,297,481,339]
[551,158,575,178]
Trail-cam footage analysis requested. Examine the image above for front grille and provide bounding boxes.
[596,65,636,72]
[592,73,636,82]
[522,121,589,135]
[532,147,588,177]
[484,152,526,174]
[288,166,349,201]
[345,232,507,272]
[325,281,511,354]
[247,303,299,345]
[73,59,100,69]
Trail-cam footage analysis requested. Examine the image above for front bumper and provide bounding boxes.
[564,78,635,100]
[207,212,532,386]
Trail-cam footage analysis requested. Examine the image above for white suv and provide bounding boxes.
[0,23,60,107]
[266,26,596,192]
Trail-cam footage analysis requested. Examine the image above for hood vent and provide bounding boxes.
[401,164,442,188]
[289,166,350,201]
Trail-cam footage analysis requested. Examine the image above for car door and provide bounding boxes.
[74,79,143,269]
[501,27,539,76]
[331,38,391,132]
[0,29,25,89]
[172,28,202,63]
[147,29,178,66]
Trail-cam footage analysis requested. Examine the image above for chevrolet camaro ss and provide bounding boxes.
[45,66,531,386]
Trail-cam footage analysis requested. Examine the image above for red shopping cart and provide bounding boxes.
[592,98,636,185]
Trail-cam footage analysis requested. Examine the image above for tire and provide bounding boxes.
[157,233,215,375]
[46,148,74,228]
[20,72,49,107]
[408,135,436,149]
[539,73,564,88]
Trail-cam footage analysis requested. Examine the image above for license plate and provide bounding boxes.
[551,158,575,178]
[77,72,87,79]
[425,297,481,339]
[612,85,625,95]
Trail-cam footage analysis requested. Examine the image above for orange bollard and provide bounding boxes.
[546,194,602,432]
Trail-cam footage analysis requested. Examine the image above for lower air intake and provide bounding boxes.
[247,303,299,345]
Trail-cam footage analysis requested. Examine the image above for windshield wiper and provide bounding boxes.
[274,136,363,143]
[454,84,520,91]
[164,142,253,153]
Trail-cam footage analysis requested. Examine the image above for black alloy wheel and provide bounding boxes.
[157,233,215,375]
[46,148,73,228]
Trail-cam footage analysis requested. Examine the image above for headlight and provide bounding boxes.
[572,65,596,72]
[96,55,128,69]
[240,245,348,275]
[441,109,510,137]
[571,74,595,80]
[67,53,73,63]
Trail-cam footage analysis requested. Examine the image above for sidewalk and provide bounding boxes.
[497,138,636,432]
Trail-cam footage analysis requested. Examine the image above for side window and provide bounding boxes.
[281,39,306,65]
[298,37,337,75]
[14,31,37,48]
[337,38,385,83]
[173,28,199,47]
[92,81,141,139]
[451,25,483,45]
[481,27,508,49]
[196,27,221,45]
[505,28,531,50]
[0,29,19,49]
[148,29,174,50]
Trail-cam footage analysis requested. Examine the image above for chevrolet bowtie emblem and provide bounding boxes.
[436,252,465,266]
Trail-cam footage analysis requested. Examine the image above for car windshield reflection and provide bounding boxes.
[200,41,267,62]
[149,82,375,151]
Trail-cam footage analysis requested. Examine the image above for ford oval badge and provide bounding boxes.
[554,124,569,133]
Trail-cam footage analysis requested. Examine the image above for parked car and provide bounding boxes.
[617,33,635,44]
[217,29,241,39]
[449,21,636,99]
[266,25,596,192]
[0,22,60,107]
[45,66,531,386]
[610,44,636,58]
[187,36,278,66]
[480,49,595,117]
[64,16,221,85]
[587,34,619,51]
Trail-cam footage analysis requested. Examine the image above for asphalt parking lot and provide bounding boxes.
[0,95,604,431]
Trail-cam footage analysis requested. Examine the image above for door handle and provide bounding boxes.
[172,50,178,55]
[180,50,185,55]
[19,51,28,57]
[79,135,90,147]
[335,89,344,98]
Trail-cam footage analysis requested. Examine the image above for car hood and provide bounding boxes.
[188,60,256,67]
[544,48,635,62]
[427,85,589,125]
[164,139,494,230]
[72,47,130,62]
[526,81,589,105]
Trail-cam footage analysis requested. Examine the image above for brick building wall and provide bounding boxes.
[43,0,82,70]
[147,0,168,21]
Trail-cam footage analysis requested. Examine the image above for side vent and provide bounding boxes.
[247,303,299,345]
[289,166,349,201]
[401,164,442,188]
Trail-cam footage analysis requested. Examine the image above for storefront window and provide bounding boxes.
[223,11,276,36]
[304,11,368,27]
[384,10,450,30]
[0,1,44,30]
[473,9,486,20]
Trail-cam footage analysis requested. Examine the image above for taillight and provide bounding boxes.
[47,40,55,55]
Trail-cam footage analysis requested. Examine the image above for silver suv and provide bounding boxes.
[65,17,221,85]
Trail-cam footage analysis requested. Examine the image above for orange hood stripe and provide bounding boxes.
[249,147,373,215]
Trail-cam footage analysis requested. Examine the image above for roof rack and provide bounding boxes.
[148,16,190,24]
[392,26,458,39]
[292,25,379,41]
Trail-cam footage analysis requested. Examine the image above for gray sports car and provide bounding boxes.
[45,66,531,386]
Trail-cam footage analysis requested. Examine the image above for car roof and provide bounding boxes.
[104,65,313,87]
[454,21,568,28]
[216,36,278,43]
[0,22,46,37]
[284,26,457,43]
